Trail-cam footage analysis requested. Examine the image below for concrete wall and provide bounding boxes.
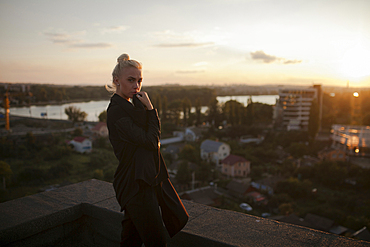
[1,179,369,247]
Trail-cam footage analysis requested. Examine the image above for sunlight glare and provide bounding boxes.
[341,45,370,78]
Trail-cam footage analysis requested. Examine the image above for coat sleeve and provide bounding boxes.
[114,109,160,151]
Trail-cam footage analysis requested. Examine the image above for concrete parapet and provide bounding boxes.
[1,179,369,246]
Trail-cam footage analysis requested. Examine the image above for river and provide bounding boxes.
[8,95,279,122]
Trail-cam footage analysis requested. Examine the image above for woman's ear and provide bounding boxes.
[113,77,119,86]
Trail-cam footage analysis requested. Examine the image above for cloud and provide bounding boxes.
[283,59,302,64]
[250,50,279,63]
[250,50,302,64]
[193,61,209,66]
[175,70,205,74]
[43,30,111,49]
[101,26,129,34]
[44,32,74,44]
[153,42,214,48]
[69,43,112,48]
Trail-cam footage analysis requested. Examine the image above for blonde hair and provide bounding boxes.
[106,53,142,93]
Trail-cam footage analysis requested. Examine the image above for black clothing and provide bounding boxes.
[121,182,167,247]
[107,94,188,241]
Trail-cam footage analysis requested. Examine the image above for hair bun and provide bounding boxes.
[117,54,130,63]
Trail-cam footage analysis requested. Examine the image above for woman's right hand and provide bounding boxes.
[136,92,153,110]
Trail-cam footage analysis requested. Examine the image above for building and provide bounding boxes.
[92,122,108,137]
[184,126,203,142]
[331,124,370,156]
[225,180,251,199]
[180,186,220,206]
[68,136,92,153]
[200,139,230,167]
[274,85,322,131]
[318,148,347,162]
[221,154,250,178]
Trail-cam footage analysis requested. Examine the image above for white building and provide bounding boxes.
[200,139,230,168]
[331,124,370,156]
[274,85,322,131]
[69,136,92,153]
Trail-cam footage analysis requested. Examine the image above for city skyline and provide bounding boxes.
[1,0,370,88]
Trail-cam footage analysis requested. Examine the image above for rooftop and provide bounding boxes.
[1,179,369,247]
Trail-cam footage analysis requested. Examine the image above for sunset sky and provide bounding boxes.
[1,0,369,88]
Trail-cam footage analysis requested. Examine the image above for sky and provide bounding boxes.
[0,0,370,88]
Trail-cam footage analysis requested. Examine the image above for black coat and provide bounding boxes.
[107,94,188,237]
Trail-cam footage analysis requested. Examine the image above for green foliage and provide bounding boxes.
[279,203,294,215]
[313,161,347,187]
[178,144,200,163]
[64,106,87,122]
[223,100,244,126]
[48,161,72,179]
[73,128,83,137]
[93,169,104,180]
[276,177,312,199]
[286,142,309,158]
[0,161,13,190]
[18,168,47,185]
[98,110,107,122]
[195,161,212,183]
[175,161,192,185]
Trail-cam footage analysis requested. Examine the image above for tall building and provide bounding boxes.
[274,85,321,131]
[331,124,370,156]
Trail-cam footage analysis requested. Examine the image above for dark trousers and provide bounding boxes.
[121,182,168,247]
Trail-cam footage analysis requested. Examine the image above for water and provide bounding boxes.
[7,95,278,122]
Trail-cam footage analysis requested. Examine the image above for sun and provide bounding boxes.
[340,45,370,79]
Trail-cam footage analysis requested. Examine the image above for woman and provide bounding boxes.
[106,54,188,247]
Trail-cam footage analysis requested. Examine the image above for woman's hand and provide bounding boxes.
[136,92,153,110]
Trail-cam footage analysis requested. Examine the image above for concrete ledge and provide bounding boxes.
[1,179,369,247]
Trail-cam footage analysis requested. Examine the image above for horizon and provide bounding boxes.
[1,0,370,88]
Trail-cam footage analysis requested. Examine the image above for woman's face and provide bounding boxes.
[114,66,142,101]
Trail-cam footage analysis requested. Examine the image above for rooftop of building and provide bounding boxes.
[1,179,369,247]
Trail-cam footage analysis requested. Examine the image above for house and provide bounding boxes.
[68,136,92,153]
[160,131,184,145]
[162,144,182,161]
[226,179,251,199]
[352,226,370,242]
[246,191,267,205]
[184,126,203,142]
[200,139,230,167]
[180,186,220,206]
[167,160,197,176]
[251,176,284,195]
[239,135,264,144]
[221,154,250,178]
[318,148,346,162]
[92,122,108,137]
[304,213,334,232]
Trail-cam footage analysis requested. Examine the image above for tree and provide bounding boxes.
[178,144,200,163]
[195,98,202,126]
[223,100,244,126]
[176,161,192,184]
[168,100,182,125]
[98,110,107,122]
[308,99,320,140]
[245,96,254,125]
[279,203,294,215]
[64,106,87,122]
[0,161,12,190]
[182,98,191,127]
[207,98,222,127]
[162,96,168,121]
